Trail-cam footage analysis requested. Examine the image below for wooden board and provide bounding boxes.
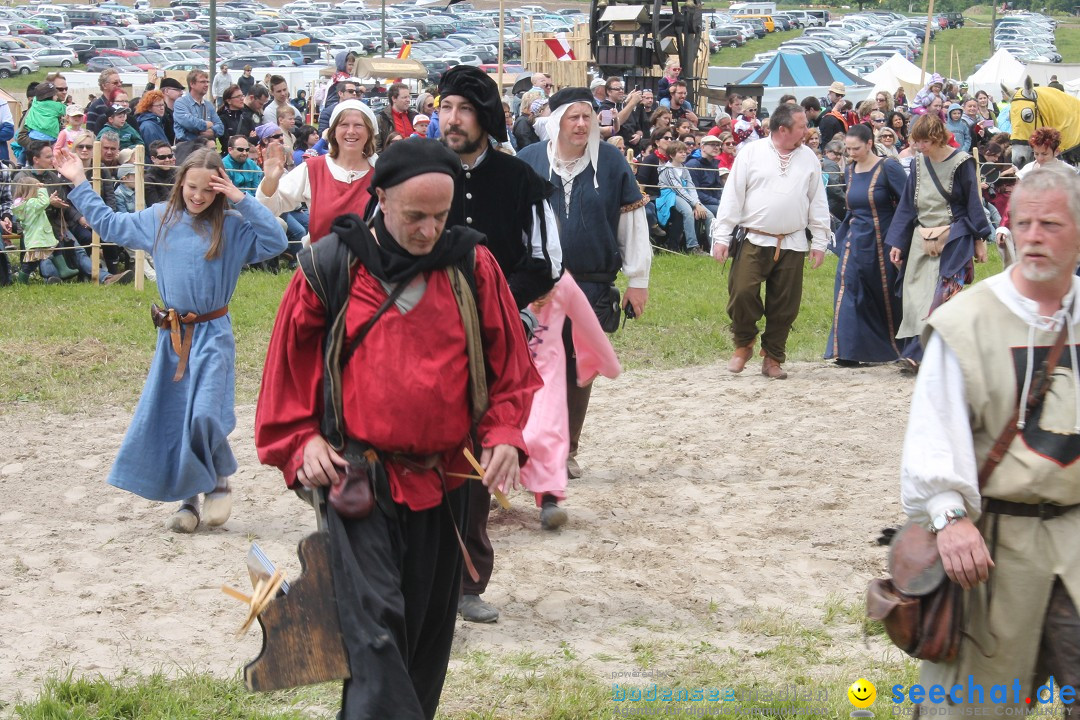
[244,531,350,692]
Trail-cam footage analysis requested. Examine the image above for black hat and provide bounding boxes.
[159,77,184,91]
[548,87,594,113]
[438,65,507,143]
[370,138,460,194]
[32,82,57,100]
[106,103,130,118]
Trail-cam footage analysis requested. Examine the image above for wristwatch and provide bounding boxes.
[929,508,968,534]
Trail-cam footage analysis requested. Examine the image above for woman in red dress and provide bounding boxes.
[257,100,378,244]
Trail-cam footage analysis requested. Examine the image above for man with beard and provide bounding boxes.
[711,102,830,379]
[437,64,562,624]
[896,168,1080,713]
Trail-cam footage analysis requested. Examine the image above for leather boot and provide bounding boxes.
[49,253,79,280]
[761,354,788,379]
[727,345,754,373]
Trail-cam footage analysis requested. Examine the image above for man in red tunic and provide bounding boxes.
[255,139,541,720]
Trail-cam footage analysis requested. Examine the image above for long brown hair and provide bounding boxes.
[157,148,229,260]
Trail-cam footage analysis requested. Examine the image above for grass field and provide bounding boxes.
[710,15,1080,69]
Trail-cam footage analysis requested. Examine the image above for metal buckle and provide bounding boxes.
[1038,503,1058,521]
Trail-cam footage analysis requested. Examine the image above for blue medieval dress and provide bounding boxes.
[67,182,287,501]
[825,157,909,363]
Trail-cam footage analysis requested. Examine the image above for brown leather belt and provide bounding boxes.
[985,498,1080,520]
[743,228,790,261]
[151,303,229,381]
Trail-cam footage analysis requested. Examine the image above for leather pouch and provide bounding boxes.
[328,456,374,520]
[151,303,168,328]
[865,521,962,663]
[917,225,950,257]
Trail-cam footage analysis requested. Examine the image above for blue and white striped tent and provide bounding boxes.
[737,52,870,88]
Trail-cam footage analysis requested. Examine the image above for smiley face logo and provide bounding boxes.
[848,678,877,709]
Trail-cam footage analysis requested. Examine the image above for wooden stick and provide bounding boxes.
[462,448,511,510]
[132,144,145,291]
[221,584,252,604]
[446,471,484,481]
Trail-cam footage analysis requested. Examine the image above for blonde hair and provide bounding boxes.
[12,172,43,202]
[740,98,758,113]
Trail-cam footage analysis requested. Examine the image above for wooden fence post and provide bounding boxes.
[132,143,146,291]
[90,141,102,283]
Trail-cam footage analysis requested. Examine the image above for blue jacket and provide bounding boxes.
[173,93,224,143]
[685,153,723,205]
[136,112,169,147]
[945,104,971,152]
[223,154,262,196]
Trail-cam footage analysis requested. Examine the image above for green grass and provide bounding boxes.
[0,248,1007,413]
[0,69,66,95]
[708,18,1080,70]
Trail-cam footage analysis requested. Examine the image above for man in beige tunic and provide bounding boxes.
[899,167,1080,712]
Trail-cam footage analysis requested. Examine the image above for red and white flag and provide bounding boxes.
[544,33,575,61]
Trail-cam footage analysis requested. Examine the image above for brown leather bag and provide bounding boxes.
[328,450,377,520]
[917,225,950,257]
[866,522,962,662]
[867,323,1071,662]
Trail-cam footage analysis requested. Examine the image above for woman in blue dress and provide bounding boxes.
[825,123,909,365]
[54,147,287,533]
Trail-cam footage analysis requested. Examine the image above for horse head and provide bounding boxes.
[1010,76,1080,165]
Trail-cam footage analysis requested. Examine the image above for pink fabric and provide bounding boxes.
[520,273,621,505]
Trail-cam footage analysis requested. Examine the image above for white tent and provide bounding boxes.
[965,49,1026,100]
[1025,61,1080,89]
[864,53,927,104]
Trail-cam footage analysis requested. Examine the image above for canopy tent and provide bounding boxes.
[864,53,926,105]
[965,49,1026,100]
[1025,61,1080,90]
[737,52,870,89]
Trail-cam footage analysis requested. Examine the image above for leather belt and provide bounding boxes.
[151,303,229,381]
[743,228,791,261]
[985,498,1080,520]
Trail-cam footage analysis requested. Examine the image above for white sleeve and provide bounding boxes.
[900,331,982,526]
[525,199,562,278]
[256,162,310,217]
[618,205,651,289]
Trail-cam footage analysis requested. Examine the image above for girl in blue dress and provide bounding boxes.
[53,147,288,533]
[825,123,909,365]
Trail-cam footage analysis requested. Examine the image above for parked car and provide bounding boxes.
[84,55,133,72]
[29,47,76,67]
[6,51,38,74]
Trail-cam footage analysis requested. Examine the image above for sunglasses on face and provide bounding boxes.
[723,142,735,147]
[232,147,249,152]
[155,153,174,160]
[76,144,93,150]
[268,134,283,140]
[340,89,358,95]
[660,135,672,141]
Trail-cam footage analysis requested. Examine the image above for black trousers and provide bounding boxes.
[462,478,493,596]
[329,484,466,720]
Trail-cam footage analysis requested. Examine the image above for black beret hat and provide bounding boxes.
[159,77,184,91]
[438,65,507,143]
[548,87,595,113]
[370,138,460,194]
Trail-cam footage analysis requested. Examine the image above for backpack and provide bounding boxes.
[297,230,489,453]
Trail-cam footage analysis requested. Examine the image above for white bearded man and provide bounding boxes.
[898,167,1080,712]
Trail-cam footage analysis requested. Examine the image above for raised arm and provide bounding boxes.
[57,149,157,252]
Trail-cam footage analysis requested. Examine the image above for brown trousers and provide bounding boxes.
[726,242,805,363]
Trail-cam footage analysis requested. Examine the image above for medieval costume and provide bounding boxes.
[901,270,1080,709]
[517,87,651,479]
[521,272,620,507]
[66,182,287,504]
[825,157,908,363]
[885,149,992,363]
[255,139,541,720]
[713,136,832,370]
[438,65,562,620]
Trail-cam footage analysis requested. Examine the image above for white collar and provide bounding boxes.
[987,267,1080,331]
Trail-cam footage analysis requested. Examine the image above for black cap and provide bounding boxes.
[370,138,460,194]
[548,87,594,112]
[106,104,130,118]
[159,77,184,91]
[438,65,507,143]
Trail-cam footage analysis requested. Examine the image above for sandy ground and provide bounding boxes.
[0,359,913,708]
